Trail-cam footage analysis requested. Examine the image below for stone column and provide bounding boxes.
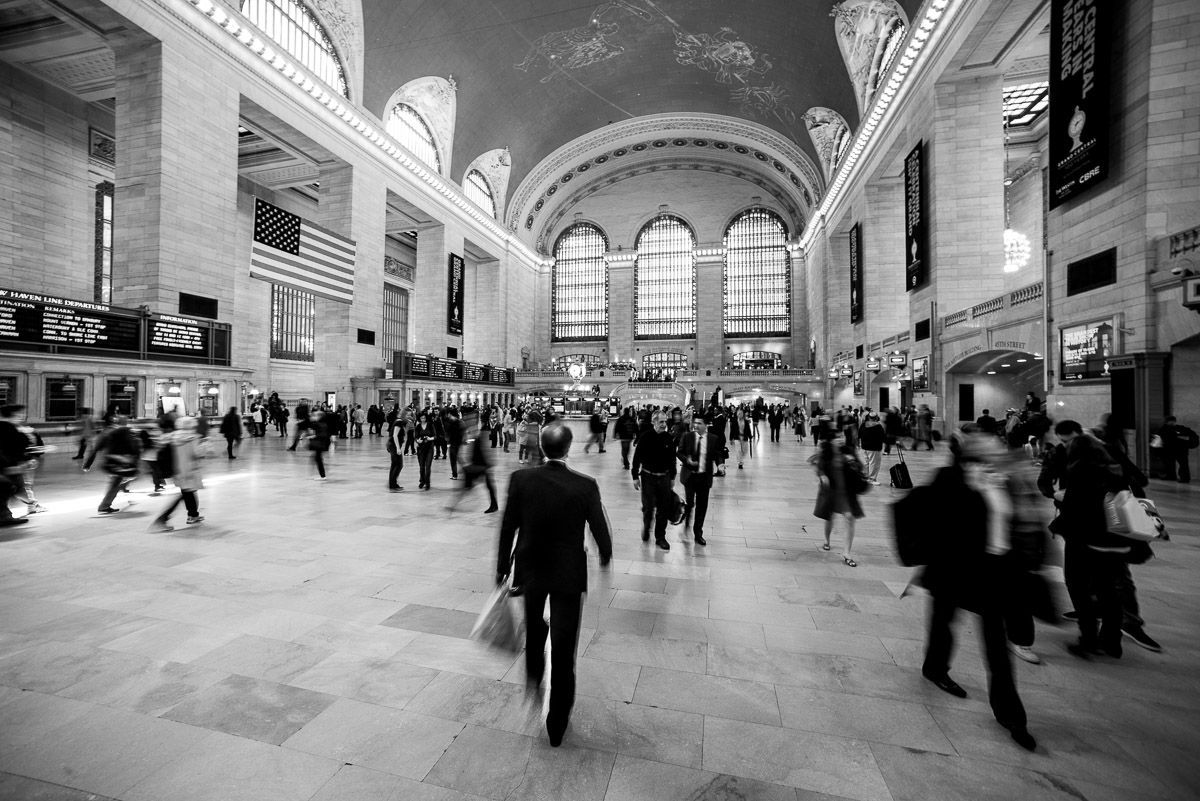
[312,162,387,401]
[111,35,239,312]
[410,220,466,358]
[863,178,909,342]
[465,255,502,364]
[694,249,724,369]
[606,253,635,365]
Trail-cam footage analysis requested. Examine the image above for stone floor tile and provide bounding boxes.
[281,697,464,780]
[380,604,478,639]
[632,667,781,725]
[159,674,336,745]
[56,654,229,716]
[602,754,798,801]
[0,771,121,801]
[425,724,534,800]
[191,633,333,683]
[288,651,438,709]
[2,704,210,798]
[123,730,341,801]
[702,717,891,801]
[777,686,955,753]
[405,671,545,736]
[706,644,843,691]
[582,630,708,673]
[308,765,490,801]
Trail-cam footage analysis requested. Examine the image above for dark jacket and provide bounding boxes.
[677,430,724,484]
[1058,434,1129,550]
[497,461,612,593]
[631,429,677,480]
[219,411,242,439]
[858,420,885,451]
[919,464,989,601]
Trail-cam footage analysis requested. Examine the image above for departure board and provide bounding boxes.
[398,352,513,385]
[147,315,210,356]
[0,290,140,351]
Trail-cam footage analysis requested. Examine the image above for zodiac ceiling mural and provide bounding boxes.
[830,0,909,118]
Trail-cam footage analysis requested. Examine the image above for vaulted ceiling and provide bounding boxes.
[361,0,924,242]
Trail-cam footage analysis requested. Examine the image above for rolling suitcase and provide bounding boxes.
[889,445,913,489]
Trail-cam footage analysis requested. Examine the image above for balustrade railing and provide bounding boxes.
[942,281,1043,330]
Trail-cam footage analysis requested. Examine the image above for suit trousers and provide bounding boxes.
[524,589,583,732]
[388,452,404,488]
[923,558,1026,731]
[640,474,673,540]
[683,474,712,536]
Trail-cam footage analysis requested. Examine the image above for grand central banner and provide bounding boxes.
[849,222,863,323]
[1049,0,1110,209]
[447,253,465,336]
[904,141,928,291]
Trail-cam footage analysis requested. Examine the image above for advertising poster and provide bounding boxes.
[1049,0,1109,208]
[912,356,929,391]
[1060,318,1113,380]
[447,253,465,335]
[903,141,928,291]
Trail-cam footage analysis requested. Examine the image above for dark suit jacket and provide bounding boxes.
[677,431,724,485]
[497,461,612,594]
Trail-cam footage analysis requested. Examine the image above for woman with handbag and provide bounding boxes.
[808,430,866,566]
[414,412,437,489]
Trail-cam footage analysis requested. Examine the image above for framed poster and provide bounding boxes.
[1049,0,1110,208]
[903,141,928,291]
[447,253,465,335]
[1060,318,1114,380]
[849,222,864,323]
[912,356,929,391]
[853,371,864,396]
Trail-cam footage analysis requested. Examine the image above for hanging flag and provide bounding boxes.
[250,198,356,303]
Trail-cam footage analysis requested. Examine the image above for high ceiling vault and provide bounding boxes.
[363,0,924,243]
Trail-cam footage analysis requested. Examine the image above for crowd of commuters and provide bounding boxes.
[0,389,1192,758]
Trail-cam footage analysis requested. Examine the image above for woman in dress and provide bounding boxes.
[809,430,867,566]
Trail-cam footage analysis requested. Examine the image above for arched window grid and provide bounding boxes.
[641,352,688,370]
[387,104,442,174]
[634,214,696,339]
[553,354,601,365]
[241,0,348,98]
[733,351,783,369]
[463,170,496,218]
[552,223,609,341]
[723,209,791,337]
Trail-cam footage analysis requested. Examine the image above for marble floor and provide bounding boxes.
[1,422,1197,801]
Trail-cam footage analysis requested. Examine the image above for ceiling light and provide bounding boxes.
[1001,363,1011,368]
[1017,358,1027,363]
[987,371,996,375]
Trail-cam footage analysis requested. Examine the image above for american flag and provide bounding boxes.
[250,198,356,303]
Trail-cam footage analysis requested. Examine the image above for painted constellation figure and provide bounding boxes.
[732,83,795,124]
[674,27,773,85]
[514,0,652,82]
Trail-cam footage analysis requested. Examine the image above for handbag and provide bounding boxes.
[1103,490,1159,542]
[470,583,524,653]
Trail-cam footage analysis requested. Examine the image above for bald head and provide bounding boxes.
[540,423,573,459]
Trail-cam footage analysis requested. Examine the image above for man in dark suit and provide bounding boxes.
[496,423,612,748]
[677,416,723,546]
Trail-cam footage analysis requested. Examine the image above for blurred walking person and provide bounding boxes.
[150,416,205,530]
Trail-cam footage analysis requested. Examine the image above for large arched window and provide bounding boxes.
[241,0,348,98]
[387,103,441,173]
[635,215,696,339]
[552,223,609,341]
[724,209,790,336]
[463,169,496,218]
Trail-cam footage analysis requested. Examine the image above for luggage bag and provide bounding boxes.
[889,446,913,489]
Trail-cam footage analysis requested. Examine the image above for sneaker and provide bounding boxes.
[97,507,120,515]
[389,486,405,492]
[26,504,48,514]
[186,515,204,525]
[869,479,881,486]
[1008,642,1041,664]
[149,521,174,532]
[313,476,327,481]
[1123,627,1162,652]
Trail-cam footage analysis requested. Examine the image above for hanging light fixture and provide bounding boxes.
[1003,111,1031,273]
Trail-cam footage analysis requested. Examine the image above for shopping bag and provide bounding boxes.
[1103,490,1159,542]
[470,585,524,652]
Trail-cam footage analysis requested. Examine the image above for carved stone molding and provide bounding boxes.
[384,255,414,283]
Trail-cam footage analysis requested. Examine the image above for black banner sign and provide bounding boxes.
[1049,0,1109,209]
[849,222,864,323]
[447,253,464,335]
[904,141,928,291]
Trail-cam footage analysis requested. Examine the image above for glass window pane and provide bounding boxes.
[464,170,496,218]
[270,283,316,361]
[635,215,695,339]
[242,0,348,98]
[723,209,790,336]
[552,223,608,341]
[386,104,441,174]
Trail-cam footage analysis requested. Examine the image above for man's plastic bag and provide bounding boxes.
[470,585,524,653]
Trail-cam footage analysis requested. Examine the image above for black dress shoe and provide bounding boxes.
[1005,725,1037,751]
[641,530,650,542]
[694,535,707,546]
[923,672,967,698]
[546,716,567,748]
[655,538,670,551]
[484,506,498,513]
[0,518,29,527]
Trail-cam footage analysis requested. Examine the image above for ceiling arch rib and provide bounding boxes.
[509,113,824,252]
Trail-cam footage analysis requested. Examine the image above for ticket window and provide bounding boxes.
[0,376,15,407]
[46,378,84,421]
[410,389,421,408]
[156,380,186,417]
[198,384,221,417]
[106,381,137,418]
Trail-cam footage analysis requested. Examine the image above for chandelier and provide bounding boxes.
[1002,112,1030,273]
